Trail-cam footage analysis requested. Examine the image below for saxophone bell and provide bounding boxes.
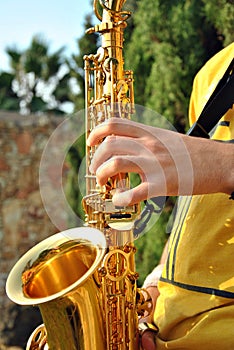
[6,227,107,350]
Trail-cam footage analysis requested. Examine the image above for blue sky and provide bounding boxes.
[0,0,94,72]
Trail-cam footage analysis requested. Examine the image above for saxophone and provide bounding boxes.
[6,1,152,349]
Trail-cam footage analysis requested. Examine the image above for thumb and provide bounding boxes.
[141,331,157,350]
[112,183,150,206]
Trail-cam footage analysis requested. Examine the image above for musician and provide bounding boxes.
[87,42,234,349]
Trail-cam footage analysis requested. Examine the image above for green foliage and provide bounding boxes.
[145,42,187,125]
[23,37,49,76]
[65,134,86,225]
[4,35,73,115]
[122,0,140,44]
[203,0,234,46]
[125,0,226,132]
[5,47,22,72]
[0,72,19,110]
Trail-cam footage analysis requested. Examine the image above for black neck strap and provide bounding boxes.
[188,57,234,138]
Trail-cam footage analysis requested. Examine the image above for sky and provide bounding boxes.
[0,0,94,72]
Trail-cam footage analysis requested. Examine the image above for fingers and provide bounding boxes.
[141,331,157,350]
[139,323,158,350]
[86,117,194,199]
[112,183,150,206]
[93,153,167,205]
[87,117,150,146]
[95,156,142,186]
[89,135,143,174]
[88,124,168,203]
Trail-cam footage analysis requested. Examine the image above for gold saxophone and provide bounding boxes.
[6,1,153,349]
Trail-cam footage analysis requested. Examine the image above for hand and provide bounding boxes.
[87,117,233,206]
[140,331,157,350]
[138,286,160,350]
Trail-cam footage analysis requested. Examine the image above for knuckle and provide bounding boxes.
[146,138,158,154]
[104,135,116,145]
[112,156,122,170]
[106,117,117,132]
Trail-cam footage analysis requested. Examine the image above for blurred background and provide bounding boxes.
[0,0,233,348]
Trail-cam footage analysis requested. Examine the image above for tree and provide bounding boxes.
[203,0,234,46]
[0,72,19,110]
[123,0,140,44]
[124,0,227,131]
[5,35,73,115]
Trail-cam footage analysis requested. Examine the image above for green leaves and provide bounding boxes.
[0,71,19,110]
[3,34,71,115]
[124,0,232,134]
[203,0,234,46]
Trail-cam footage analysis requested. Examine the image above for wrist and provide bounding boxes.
[188,137,234,196]
[142,264,164,289]
[218,142,234,195]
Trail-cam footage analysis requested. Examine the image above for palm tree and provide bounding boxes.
[6,34,73,115]
[0,71,19,110]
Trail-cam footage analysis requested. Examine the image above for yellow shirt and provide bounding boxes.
[154,43,234,349]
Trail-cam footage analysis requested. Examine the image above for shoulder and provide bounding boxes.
[189,42,234,123]
[197,42,234,84]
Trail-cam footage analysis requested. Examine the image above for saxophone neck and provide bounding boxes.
[87,0,131,83]
[93,0,129,22]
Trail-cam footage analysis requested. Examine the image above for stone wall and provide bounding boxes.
[0,111,66,348]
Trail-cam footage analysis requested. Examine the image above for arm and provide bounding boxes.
[87,118,234,205]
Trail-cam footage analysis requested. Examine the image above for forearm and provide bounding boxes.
[87,118,234,206]
[183,136,234,196]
